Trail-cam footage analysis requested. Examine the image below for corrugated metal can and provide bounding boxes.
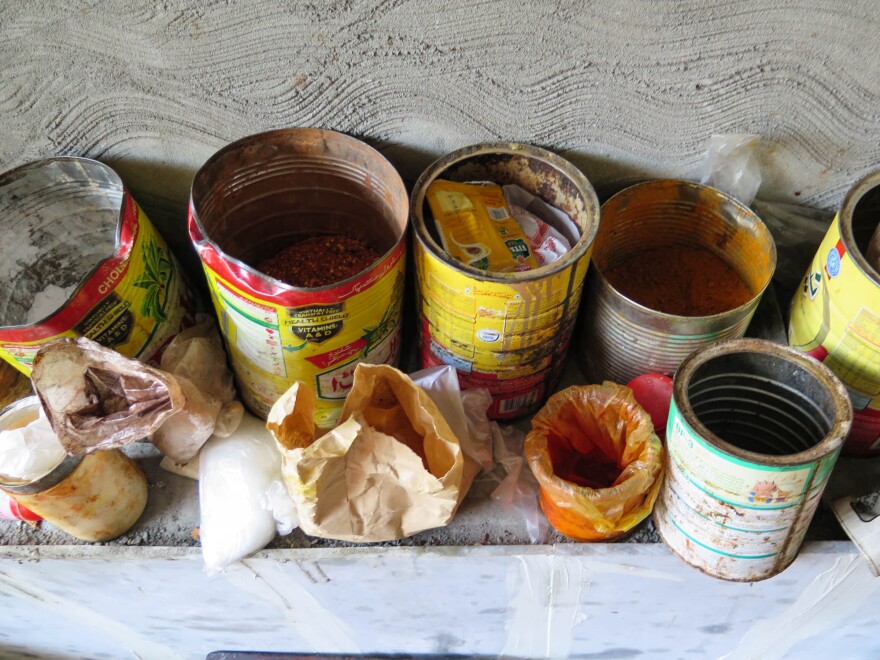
[0,158,196,375]
[0,397,148,541]
[578,180,776,385]
[789,171,880,456]
[189,129,408,424]
[654,339,852,582]
[411,143,601,419]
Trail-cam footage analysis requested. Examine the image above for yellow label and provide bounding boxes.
[0,203,192,375]
[415,238,590,376]
[202,248,405,426]
[426,180,539,273]
[789,213,880,411]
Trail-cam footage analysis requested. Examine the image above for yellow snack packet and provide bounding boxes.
[426,180,540,272]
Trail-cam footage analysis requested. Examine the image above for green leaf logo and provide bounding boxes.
[132,238,172,323]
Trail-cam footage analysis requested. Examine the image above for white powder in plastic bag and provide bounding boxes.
[198,413,284,572]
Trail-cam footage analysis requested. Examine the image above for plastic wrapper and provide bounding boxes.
[0,405,66,482]
[490,423,548,544]
[525,382,664,541]
[30,319,242,462]
[503,184,578,265]
[699,134,762,206]
[427,180,539,272]
[199,413,282,572]
[267,363,475,542]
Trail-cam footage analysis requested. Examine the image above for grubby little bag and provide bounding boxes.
[525,383,663,541]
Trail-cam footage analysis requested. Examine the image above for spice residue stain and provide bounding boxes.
[257,234,380,288]
[603,245,753,316]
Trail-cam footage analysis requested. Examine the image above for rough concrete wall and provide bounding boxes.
[1,1,878,264]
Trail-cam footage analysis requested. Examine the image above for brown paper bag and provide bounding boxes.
[267,364,469,542]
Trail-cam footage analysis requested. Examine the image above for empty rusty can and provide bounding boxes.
[578,180,776,385]
[0,158,196,375]
[0,397,148,542]
[654,339,852,581]
[789,171,880,456]
[411,143,600,419]
[189,129,408,425]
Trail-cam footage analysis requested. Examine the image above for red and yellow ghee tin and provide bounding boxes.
[189,129,408,425]
[789,171,880,455]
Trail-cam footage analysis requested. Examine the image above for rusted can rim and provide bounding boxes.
[411,142,600,283]
[0,396,80,494]
[189,127,408,293]
[672,338,852,466]
[840,170,880,285]
[594,179,777,321]
[0,157,128,329]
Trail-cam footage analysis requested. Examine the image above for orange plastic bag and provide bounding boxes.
[525,382,664,541]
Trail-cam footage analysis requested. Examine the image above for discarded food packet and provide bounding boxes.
[267,363,472,542]
[427,180,539,272]
[31,320,241,462]
[503,184,578,265]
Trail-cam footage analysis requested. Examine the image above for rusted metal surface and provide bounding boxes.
[411,143,600,419]
[789,170,880,456]
[654,339,852,581]
[0,397,148,542]
[578,179,776,385]
[189,129,408,423]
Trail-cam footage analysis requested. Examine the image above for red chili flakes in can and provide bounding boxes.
[257,234,381,288]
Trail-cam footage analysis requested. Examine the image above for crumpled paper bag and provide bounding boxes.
[31,320,242,462]
[267,363,473,542]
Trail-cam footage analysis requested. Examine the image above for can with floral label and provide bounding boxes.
[0,158,195,374]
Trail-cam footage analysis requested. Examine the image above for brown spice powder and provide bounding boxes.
[602,245,754,316]
[257,234,381,288]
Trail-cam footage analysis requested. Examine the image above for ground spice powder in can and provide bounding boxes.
[257,234,381,288]
[602,245,753,316]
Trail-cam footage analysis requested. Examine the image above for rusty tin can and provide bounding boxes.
[578,180,776,385]
[789,171,880,456]
[0,158,196,375]
[411,143,600,420]
[654,339,852,582]
[189,129,408,424]
[0,397,148,541]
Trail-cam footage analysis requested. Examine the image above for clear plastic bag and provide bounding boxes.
[525,383,663,541]
[699,134,762,206]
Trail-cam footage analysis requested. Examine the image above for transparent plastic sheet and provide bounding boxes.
[489,423,548,544]
[699,134,762,206]
[525,383,664,541]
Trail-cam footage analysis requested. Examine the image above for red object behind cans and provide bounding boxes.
[626,373,673,438]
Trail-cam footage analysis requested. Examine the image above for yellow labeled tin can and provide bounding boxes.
[189,129,408,425]
[789,171,880,455]
[412,143,600,420]
[0,158,196,375]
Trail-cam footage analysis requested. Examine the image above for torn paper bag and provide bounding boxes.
[267,363,471,542]
[31,321,241,462]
